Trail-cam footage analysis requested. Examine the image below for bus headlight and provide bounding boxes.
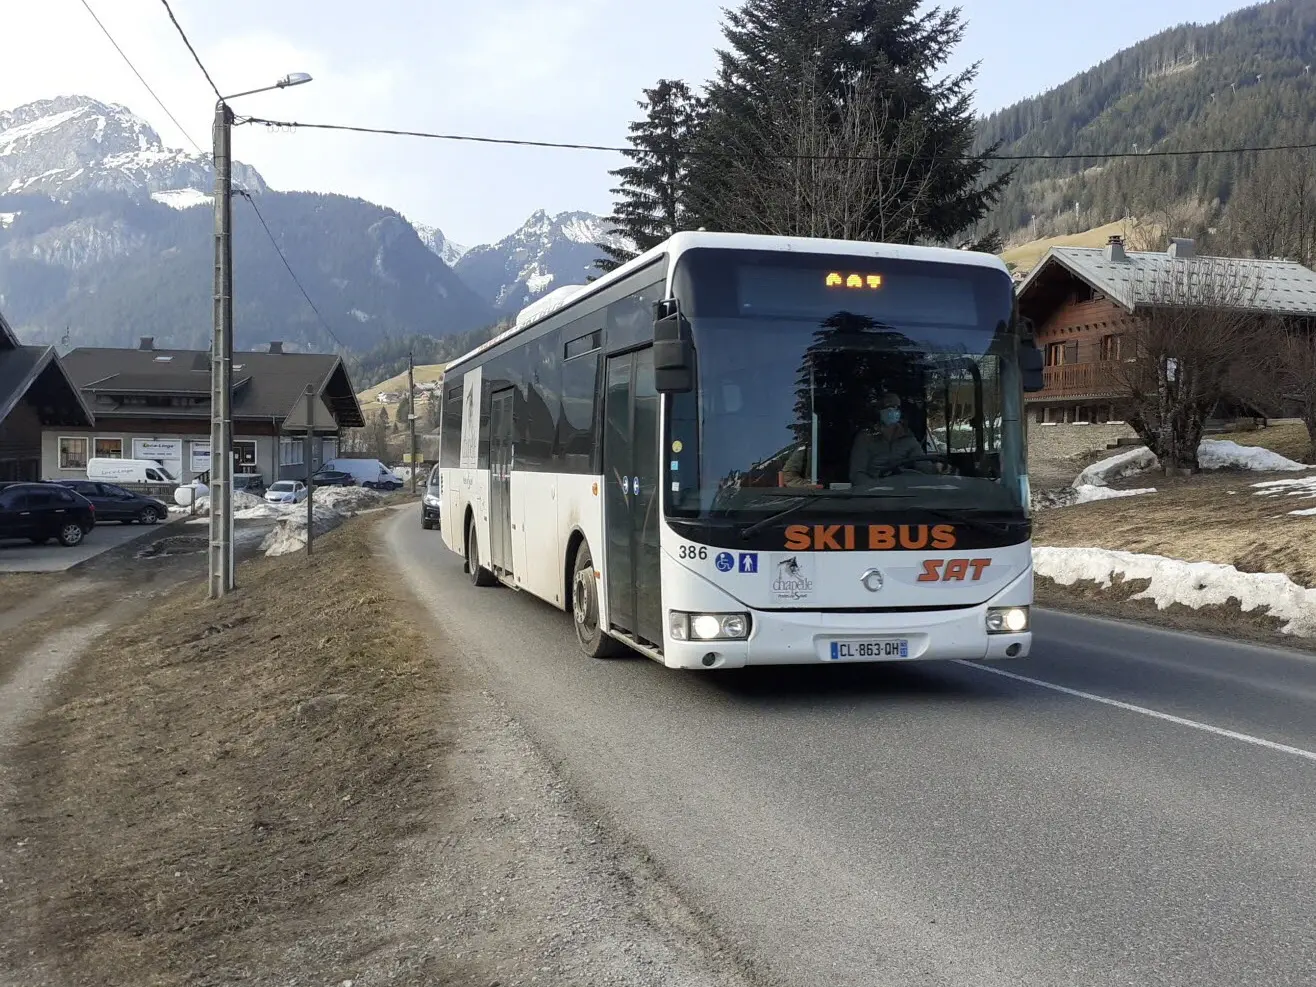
[669,611,750,642]
[986,606,1029,634]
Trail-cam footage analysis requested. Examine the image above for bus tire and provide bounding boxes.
[466,519,497,587]
[571,542,625,659]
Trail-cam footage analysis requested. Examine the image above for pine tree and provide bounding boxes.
[596,80,703,274]
[691,0,1009,247]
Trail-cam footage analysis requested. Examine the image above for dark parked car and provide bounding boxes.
[421,464,441,530]
[310,468,357,487]
[57,480,169,525]
[0,482,96,547]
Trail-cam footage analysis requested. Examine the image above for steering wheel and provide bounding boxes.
[874,454,954,479]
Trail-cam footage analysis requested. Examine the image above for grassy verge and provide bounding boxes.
[1034,424,1316,645]
[2,513,448,985]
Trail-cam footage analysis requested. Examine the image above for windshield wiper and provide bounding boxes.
[913,505,1023,536]
[738,491,913,539]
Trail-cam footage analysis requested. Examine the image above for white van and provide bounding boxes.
[86,458,178,484]
[320,458,403,490]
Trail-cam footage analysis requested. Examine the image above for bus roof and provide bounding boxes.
[443,231,1010,373]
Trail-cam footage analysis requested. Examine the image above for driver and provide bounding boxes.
[850,392,938,484]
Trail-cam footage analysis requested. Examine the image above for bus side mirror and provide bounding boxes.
[1019,340,1045,392]
[653,299,694,393]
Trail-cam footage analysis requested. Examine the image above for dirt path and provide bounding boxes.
[0,513,751,987]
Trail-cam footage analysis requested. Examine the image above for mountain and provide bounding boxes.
[0,95,495,355]
[412,221,467,267]
[978,0,1316,244]
[0,95,266,200]
[454,209,626,314]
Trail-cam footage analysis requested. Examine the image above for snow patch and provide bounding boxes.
[0,212,15,228]
[525,271,554,294]
[349,308,371,322]
[1078,440,1309,487]
[259,486,383,556]
[1034,546,1316,637]
[151,188,210,209]
[0,107,87,153]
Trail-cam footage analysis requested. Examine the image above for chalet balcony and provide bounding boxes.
[1028,363,1121,402]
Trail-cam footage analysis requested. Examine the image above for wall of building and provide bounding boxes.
[1028,293,1139,411]
[41,426,279,485]
[0,399,42,481]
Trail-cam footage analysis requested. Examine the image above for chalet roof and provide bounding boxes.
[60,345,365,429]
[0,343,96,429]
[1017,241,1316,321]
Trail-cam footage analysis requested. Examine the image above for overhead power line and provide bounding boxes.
[240,115,1316,164]
[78,0,204,154]
[158,0,222,101]
[235,190,345,353]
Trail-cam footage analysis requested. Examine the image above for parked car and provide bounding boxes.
[57,480,169,525]
[264,480,307,504]
[0,482,96,547]
[320,458,403,490]
[310,468,356,487]
[421,464,442,530]
[86,457,178,484]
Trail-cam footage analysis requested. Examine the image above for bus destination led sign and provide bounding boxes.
[825,272,883,290]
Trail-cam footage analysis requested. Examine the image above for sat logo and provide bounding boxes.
[918,558,992,582]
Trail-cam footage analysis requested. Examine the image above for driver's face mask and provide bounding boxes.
[879,407,902,427]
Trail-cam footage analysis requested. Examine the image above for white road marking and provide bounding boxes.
[954,660,1316,764]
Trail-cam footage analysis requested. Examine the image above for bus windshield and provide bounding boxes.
[666,248,1026,523]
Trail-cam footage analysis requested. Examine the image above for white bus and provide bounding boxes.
[439,232,1044,669]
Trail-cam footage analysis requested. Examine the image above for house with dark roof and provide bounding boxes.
[42,337,365,485]
[0,310,95,482]
[1016,236,1316,423]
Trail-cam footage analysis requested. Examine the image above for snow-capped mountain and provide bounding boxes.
[412,221,467,267]
[0,95,494,353]
[454,209,630,314]
[0,95,265,203]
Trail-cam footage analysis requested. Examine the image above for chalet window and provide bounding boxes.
[1048,341,1081,365]
[279,436,304,466]
[59,437,89,470]
[1100,334,1120,361]
[94,437,123,458]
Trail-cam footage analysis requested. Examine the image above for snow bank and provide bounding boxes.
[1033,484,1158,510]
[1198,440,1307,472]
[1034,546,1316,636]
[1075,447,1158,487]
[1078,440,1308,488]
[258,486,384,556]
[192,490,265,515]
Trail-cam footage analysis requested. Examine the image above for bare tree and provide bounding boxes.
[1103,256,1267,473]
[688,65,938,242]
[1225,150,1316,268]
[1256,317,1316,462]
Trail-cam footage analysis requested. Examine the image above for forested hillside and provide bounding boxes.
[979,0,1316,241]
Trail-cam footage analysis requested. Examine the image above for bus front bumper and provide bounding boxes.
[661,582,1033,669]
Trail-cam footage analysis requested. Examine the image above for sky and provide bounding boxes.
[1,0,1259,248]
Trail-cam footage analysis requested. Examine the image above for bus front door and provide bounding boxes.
[489,386,514,577]
[603,347,662,648]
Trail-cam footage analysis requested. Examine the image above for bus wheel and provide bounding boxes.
[571,542,624,659]
[466,520,497,587]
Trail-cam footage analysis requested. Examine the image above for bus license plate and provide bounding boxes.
[827,639,909,661]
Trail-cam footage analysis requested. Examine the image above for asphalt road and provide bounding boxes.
[388,510,1316,987]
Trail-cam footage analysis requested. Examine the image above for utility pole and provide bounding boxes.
[209,100,234,599]
[204,72,314,601]
[408,350,418,494]
[304,383,315,556]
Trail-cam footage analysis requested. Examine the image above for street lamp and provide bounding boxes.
[209,72,313,600]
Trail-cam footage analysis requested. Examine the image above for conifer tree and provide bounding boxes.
[596,80,703,273]
[691,0,1009,248]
